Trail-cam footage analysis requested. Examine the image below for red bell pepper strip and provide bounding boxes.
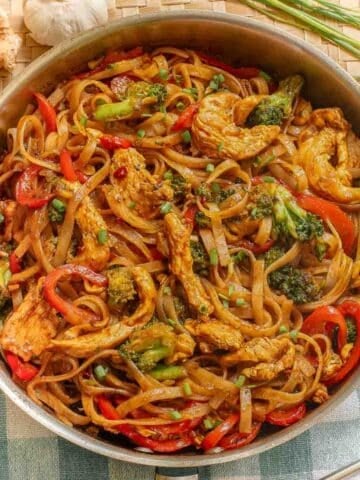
[15,165,53,209]
[325,301,360,385]
[9,252,22,274]
[171,104,199,132]
[5,352,39,382]
[301,305,348,353]
[97,395,194,452]
[113,166,128,180]
[184,205,198,226]
[265,403,306,427]
[218,422,262,450]
[198,52,259,79]
[297,194,355,256]
[100,135,132,150]
[202,413,239,450]
[239,239,275,255]
[60,150,78,182]
[43,265,108,325]
[75,170,88,184]
[34,93,57,133]
[76,47,144,79]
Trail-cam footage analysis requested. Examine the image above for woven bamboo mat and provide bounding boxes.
[0,0,359,93]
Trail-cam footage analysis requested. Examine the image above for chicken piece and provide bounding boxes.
[71,195,110,271]
[164,212,213,314]
[221,337,295,382]
[310,108,349,130]
[105,148,173,234]
[347,130,360,169]
[0,200,16,242]
[1,281,60,361]
[311,383,329,404]
[295,127,360,204]
[123,266,157,327]
[167,333,196,363]
[0,8,21,72]
[321,351,343,381]
[186,319,243,352]
[192,92,280,161]
[49,322,133,358]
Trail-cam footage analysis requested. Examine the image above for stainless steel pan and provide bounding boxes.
[0,11,359,479]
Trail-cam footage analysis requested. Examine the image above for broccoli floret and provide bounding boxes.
[147,83,168,105]
[345,317,357,343]
[195,182,235,204]
[265,246,319,304]
[118,322,176,372]
[269,266,319,304]
[247,75,304,127]
[195,211,211,228]
[250,193,273,219]
[190,240,209,274]
[106,267,136,310]
[272,185,324,242]
[263,245,285,268]
[171,174,188,201]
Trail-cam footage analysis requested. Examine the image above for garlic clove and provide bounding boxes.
[24,0,109,47]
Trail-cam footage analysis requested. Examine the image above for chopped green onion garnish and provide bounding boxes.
[160,202,172,215]
[51,198,66,212]
[199,304,208,314]
[217,142,224,152]
[203,418,215,430]
[279,325,289,334]
[159,68,169,80]
[182,130,192,144]
[94,364,109,381]
[164,170,173,180]
[206,163,215,173]
[183,382,192,396]
[169,410,182,420]
[176,101,185,111]
[234,375,246,388]
[290,330,298,341]
[209,248,219,266]
[163,286,171,295]
[259,70,272,82]
[97,229,108,245]
[232,251,247,264]
[79,116,88,127]
[182,87,198,98]
[228,284,235,297]
[137,129,146,138]
[263,176,275,183]
[235,298,246,307]
[128,201,136,209]
[222,299,229,309]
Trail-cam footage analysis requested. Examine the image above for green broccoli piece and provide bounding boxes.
[265,246,319,304]
[171,174,188,201]
[345,317,357,343]
[272,185,324,242]
[0,257,11,313]
[119,322,176,372]
[250,192,273,219]
[195,182,235,204]
[247,75,304,127]
[106,267,137,310]
[190,240,209,274]
[195,211,211,228]
[147,83,168,105]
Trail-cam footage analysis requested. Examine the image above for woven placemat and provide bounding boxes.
[0,0,359,93]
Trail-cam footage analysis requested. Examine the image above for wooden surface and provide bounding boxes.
[0,0,359,92]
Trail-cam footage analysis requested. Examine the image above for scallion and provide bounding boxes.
[160,202,172,215]
[209,248,219,266]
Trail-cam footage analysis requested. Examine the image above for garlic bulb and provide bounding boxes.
[0,7,21,71]
[23,0,109,47]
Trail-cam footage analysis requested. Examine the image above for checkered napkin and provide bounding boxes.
[0,388,359,480]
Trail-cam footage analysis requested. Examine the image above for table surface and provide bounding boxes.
[0,1,360,479]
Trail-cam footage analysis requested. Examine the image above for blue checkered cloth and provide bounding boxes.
[0,388,359,480]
